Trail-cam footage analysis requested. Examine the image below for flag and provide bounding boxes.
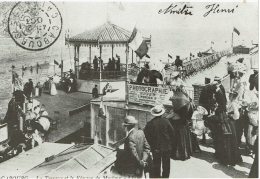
[54,59,62,68]
[54,59,60,66]
[145,54,150,58]
[98,97,106,120]
[168,54,172,59]
[211,41,214,44]
[233,27,240,35]
[129,27,149,59]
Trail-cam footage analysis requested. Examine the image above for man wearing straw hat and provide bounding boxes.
[121,115,150,177]
[144,105,175,178]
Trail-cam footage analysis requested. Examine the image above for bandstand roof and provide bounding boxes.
[67,22,151,46]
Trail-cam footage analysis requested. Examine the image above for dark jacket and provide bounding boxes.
[219,84,227,105]
[123,128,150,175]
[92,87,98,98]
[144,116,175,152]
[199,85,215,113]
[215,88,227,113]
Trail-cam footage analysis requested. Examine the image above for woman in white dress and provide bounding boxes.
[50,78,57,96]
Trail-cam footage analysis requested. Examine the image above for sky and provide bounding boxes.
[56,1,259,61]
[0,1,258,63]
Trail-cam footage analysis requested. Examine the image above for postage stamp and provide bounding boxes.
[7,2,62,51]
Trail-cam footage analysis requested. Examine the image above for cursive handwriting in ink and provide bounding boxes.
[158,3,193,16]
[204,3,239,17]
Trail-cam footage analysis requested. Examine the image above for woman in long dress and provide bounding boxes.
[50,78,57,96]
[214,86,242,165]
[168,91,194,160]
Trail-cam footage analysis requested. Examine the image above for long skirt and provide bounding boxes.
[215,113,242,165]
[249,137,258,178]
[50,83,57,96]
[170,120,193,160]
[246,124,258,150]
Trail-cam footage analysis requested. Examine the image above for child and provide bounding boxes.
[191,106,208,152]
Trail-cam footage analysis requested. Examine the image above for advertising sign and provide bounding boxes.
[128,84,173,106]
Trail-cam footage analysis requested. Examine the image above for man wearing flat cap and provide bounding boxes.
[122,115,150,177]
[144,105,175,178]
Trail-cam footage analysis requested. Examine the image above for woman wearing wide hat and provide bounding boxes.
[168,91,194,161]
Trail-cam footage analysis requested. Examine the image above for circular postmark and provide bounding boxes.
[8,2,62,51]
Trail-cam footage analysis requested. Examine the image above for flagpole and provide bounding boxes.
[54,60,55,75]
[231,31,234,50]
[125,43,129,116]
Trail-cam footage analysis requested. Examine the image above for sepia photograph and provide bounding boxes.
[0,0,258,178]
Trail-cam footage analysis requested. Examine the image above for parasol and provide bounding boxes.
[53,75,61,83]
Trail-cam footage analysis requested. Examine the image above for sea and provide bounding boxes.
[0,32,257,119]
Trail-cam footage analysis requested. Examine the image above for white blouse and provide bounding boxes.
[227,101,240,120]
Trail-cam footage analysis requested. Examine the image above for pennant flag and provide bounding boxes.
[233,27,240,36]
[129,27,149,59]
[98,97,106,120]
[54,59,62,68]
[54,59,60,66]
[168,54,172,59]
[145,54,150,58]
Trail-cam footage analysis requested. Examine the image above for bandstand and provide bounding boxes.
[66,21,151,94]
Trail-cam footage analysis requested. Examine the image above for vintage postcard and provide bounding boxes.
[0,0,258,178]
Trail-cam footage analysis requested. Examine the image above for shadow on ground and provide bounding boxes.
[191,140,251,178]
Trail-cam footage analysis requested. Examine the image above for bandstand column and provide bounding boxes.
[99,45,102,82]
[89,46,92,64]
[112,44,114,59]
[74,45,77,77]
[132,50,133,64]
[74,45,80,79]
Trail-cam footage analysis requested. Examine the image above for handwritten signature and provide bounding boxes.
[204,3,239,17]
[158,3,193,16]
[158,3,239,17]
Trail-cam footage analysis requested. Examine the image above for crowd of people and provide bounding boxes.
[113,57,258,178]
[80,55,121,72]
[1,81,51,160]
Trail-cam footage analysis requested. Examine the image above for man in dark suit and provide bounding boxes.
[144,105,175,178]
[92,85,98,98]
[122,116,150,177]
[175,56,183,69]
[249,69,258,91]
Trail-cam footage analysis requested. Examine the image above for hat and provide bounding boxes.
[241,101,248,107]
[171,71,179,78]
[197,106,208,115]
[211,81,218,85]
[237,58,244,63]
[123,116,138,126]
[248,102,258,111]
[214,76,221,82]
[151,105,165,116]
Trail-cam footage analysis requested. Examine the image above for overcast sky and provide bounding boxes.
[61,2,258,45]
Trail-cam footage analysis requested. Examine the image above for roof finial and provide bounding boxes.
[106,12,111,24]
